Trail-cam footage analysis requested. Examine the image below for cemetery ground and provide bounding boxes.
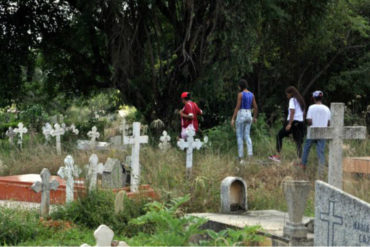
[0,118,368,245]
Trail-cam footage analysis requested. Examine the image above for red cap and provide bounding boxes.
[181,92,189,99]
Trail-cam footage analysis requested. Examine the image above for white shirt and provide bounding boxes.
[287,98,304,121]
[306,104,331,127]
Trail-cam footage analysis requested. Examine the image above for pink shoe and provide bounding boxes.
[268,155,281,163]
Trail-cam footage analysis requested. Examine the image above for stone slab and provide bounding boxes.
[315,180,370,246]
[343,157,370,174]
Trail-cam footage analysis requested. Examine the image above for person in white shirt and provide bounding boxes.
[300,90,331,171]
[269,86,306,162]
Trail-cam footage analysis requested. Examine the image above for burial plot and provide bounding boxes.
[86,154,105,192]
[220,176,247,213]
[343,157,370,174]
[315,180,370,246]
[5,127,16,144]
[51,123,65,155]
[159,130,171,150]
[102,158,124,189]
[177,129,203,174]
[307,102,367,189]
[14,122,28,149]
[57,155,81,203]
[87,126,100,149]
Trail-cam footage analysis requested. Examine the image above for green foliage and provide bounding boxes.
[19,104,49,130]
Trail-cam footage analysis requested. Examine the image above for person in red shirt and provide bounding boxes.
[179,92,203,139]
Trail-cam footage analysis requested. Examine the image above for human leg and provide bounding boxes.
[292,121,305,158]
[236,111,246,159]
[244,112,253,156]
[301,139,313,166]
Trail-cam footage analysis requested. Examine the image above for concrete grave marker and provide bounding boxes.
[220,176,247,213]
[86,154,104,192]
[68,124,79,135]
[315,180,370,246]
[57,155,81,203]
[80,224,128,247]
[31,168,59,217]
[14,122,28,149]
[87,126,100,149]
[51,123,65,155]
[124,122,148,192]
[307,103,366,189]
[5,127,16,144]
[159,130,171,150]
[42,123,53,142]
[102,158,124,189]
[114,190,127,214]
[177,129,203,174]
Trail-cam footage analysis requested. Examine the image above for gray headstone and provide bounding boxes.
[80,224,128,247]
[220,176,247,213]
[101,158,124,189]
[315,180,370,246]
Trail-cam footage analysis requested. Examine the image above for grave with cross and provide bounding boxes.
[86,154,105,192]
[51,123,65,155]
[124,122,148,192]
[5,127,16,144]
[80,224,128,247]
[307,103,367,189]
[177,129,203,174]
[14,122,28,149]
[87,126,100,149]
[68,124,79,135]
[31,168,60,217]
[42,123,53,142]
[159,130,171,151]
[57,155,81,203]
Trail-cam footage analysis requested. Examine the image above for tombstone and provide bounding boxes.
[57,155,81,203]
[122,156,131,187]
[61,123,67,131]
[124,122,148,192]
[42,123,53,142]
[51,123,65,155]
[5,127,16,144]
[220,176,248,213]
[159,130,171,151]
[307,103,366,189]
[80,224,128,247]
[110,135,122,148]
[315,180,370,246]
[68,124,79,135]
[282,180,311,240]
[31,168,60,217]
[14,122,28,149]
[87,126,100,149]
[86,154,105,192]
[177,129,203,175]
[102,158,124,189]
[114,190,127,214]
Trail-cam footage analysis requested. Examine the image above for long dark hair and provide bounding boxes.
[285,86,306,111]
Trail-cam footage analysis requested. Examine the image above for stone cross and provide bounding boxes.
[57,155,81,203]
[14,122,28,149]
[42,123,53,142]
[51,123,65,155]
[87,154,104,192]
[124,122,148,192]
[87,126,100,149]
[159,130,171,150]
[31,168,59,217]
[307,103,367,189]
[177,129,203,172]
[80,224,128,247]
[5,127,16,144]
[69,124,79,135]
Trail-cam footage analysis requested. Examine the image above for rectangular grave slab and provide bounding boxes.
[101,158,124,189]
[343,157,370,174]
[315,180,370,246]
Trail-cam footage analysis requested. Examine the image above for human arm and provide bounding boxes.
[252,96,258,123]
[231,93,242,127]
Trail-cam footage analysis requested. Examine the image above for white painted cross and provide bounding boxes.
[5,127,16,144]
[159,130,171,150]
[31,168,59,217]
[14,122,28,149]
[177,129,203,171]
[87,126,100,149]
[87,154,105,192]
[57,155,81,203]
[124,122,148,192]
[307,103,366,189]
[42,123,53,142]
[68,124,79,135]
[51,123,65,155]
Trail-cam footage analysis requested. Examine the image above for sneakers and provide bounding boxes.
[268,155,281,163]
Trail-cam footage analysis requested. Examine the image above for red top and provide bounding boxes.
[181,101,202,131]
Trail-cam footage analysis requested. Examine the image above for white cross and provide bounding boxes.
[320,200,343,246]
[51,123,65,155]
[80,224,128,247]
[68,124,79,135]
[124,122,148,192]
[87,154,104,192]
[307,103,366,189]
[177,129,203,170]
[42,123,53,142]
[57,155,81,203]
[159,130,171,150]
[31,168,59,217]
[5,127,16,144]
[14,122,28,149]
[87,126,100,149]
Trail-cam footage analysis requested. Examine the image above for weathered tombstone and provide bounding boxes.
[102,158,124,189]
[220,176,248,213]
[87,126,100,149]
[68,124,79,135]
[122,155,131,187]
[5,127,16,144]
[14,122,28,149]
[307,103,366,189]
[124,122,148,192]
[282,180,311,240]
[57,155,81,203]
[177,129,203,175]
[51,123,65,155]
[114,190,127,214]
[315,180,370,246]
[159,130,171,151]
[42,123,53,142]
[80,224,128,247]
[86,154,104,192]
[31,168,60,217]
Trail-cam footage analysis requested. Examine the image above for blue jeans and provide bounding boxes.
[301,139,326,166]
[236,109,253,158]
